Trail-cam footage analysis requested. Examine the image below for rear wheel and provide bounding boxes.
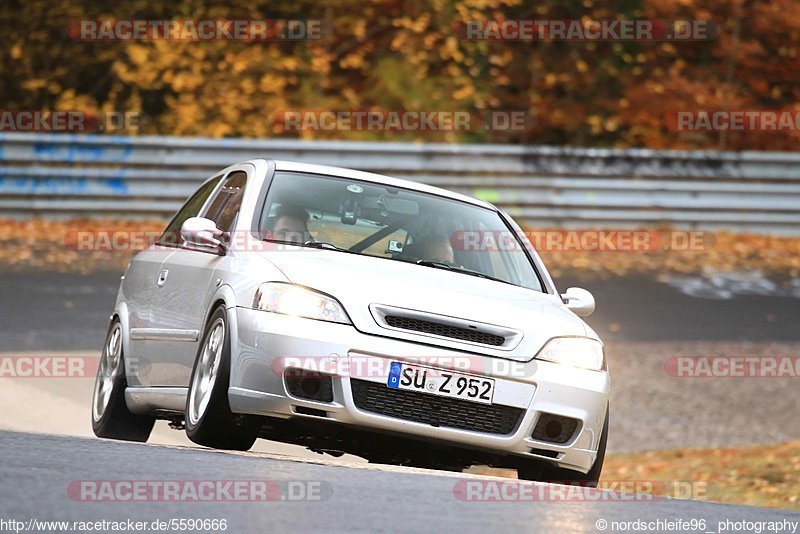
[91,319,155,442]
[518,406,608,487]
[185,306,260,450]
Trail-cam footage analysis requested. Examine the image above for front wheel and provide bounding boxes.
[91,319,155,442]
[185,305,260,450]
[518,406,609,487]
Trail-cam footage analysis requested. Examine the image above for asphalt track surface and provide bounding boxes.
[1,431,799,534]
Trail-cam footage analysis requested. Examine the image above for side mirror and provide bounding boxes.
[181,217,224,252]
[561,287,595,317]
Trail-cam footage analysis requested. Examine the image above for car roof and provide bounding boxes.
[255,159,495,210]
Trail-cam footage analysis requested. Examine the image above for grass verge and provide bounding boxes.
[470,442,800,510]
[602,441,800,510]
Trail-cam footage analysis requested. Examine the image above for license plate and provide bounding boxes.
[386,362,495,404]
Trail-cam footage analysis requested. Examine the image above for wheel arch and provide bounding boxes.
[199,284,247,419]
[204,284,240,382]
[204,283,237,325]
[113,301,131,367]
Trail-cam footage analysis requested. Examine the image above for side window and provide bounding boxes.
[158,176,222,246]
[203,171,248,232]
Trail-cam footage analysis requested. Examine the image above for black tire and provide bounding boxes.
[91,319,155,442]
[518,406,609,487]
[185,305,260,450]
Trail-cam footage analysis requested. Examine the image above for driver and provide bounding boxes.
[416,235,455,264]
[268,204,311,243]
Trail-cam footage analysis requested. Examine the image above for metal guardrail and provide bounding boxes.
[1,132,798,234]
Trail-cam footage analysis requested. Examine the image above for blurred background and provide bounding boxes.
[0,0,799,510]
[2,0,800,149]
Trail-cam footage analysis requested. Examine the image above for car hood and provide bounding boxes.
[260,249,590,360]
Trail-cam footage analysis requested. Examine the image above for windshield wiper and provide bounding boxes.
[262,238,302,246]
[416,260,458,270]
[415,260,512,285]
[261,237,352,252]
[301,240,352,252]
[265,238,360,256]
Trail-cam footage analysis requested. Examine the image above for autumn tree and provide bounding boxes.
[1,0,799,149]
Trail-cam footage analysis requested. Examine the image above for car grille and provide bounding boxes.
[383,315,505,346]
[350,379,523,435]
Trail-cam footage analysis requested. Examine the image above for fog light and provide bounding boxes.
[532,413,579,444]
[285,369,333,403]
[545,420,563,439]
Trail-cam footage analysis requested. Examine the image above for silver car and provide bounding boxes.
[91,159,609,484]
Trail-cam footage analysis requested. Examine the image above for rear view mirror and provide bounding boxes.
[384,198,419,216]
[561,287,595,317]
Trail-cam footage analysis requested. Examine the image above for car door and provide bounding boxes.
[126,175,222,387]
[145,168,250,386]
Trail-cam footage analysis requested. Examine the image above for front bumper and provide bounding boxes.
[229,307,610,473]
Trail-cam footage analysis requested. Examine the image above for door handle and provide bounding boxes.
[157,269,169,287]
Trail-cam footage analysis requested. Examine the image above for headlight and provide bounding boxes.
[534,337,605,370]
[253,283,351,324]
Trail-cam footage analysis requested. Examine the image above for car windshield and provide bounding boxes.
[258,171,543,291]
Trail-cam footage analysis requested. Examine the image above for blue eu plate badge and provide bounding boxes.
[387,361,402,389]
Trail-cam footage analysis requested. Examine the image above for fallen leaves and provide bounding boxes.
[0,219,164,274]
[534,228,800,280]
[464,442,800,509]
[603,441,800,510]
[2,220,800,277]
